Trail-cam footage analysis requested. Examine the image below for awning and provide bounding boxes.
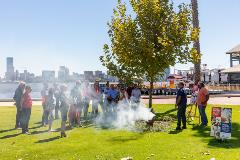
[221,64,240,73]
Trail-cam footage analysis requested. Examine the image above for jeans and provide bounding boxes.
[177,106,186,127]
[198,105,208,125]
[21,108,31,133]
[15,105,22,128]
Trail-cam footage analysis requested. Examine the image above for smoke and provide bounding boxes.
[95,100,155,130]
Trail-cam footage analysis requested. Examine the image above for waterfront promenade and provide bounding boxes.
[1,96,239,106]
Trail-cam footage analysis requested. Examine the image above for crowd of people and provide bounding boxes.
[13,79,209,137]
[13,81,142,137]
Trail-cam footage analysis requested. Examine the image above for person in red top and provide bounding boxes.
[197,82,209,127]
[20,85,32,134]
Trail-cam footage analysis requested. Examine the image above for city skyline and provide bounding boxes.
[0,0,240,76]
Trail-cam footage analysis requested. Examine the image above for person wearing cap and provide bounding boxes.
[20,85,32,134]
[13,81,25,129]
[197,82,209,127]
[175,82,187,130]
[59,84,70,137]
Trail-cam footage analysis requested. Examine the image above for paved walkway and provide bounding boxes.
[141,97,240,105]
[1,97,239,106]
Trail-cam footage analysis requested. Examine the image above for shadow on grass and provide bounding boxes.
[31,130,49,135]
[29,125,42,130]
[169,129,182,134]
[0,133,22,139]
[0,128,16,134]
[192,123,240,148]
[35,136,60,143]
[107,134,144,143]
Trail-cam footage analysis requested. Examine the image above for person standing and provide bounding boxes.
[13,82,25,129]
[45,88,56,132]
[175,82,187,130]
[53,83,60,119]
[131,84,141,104]
[102,81,110,113]
[91,81,101,117]
[20,86,32,134]
[59,84,69,138]
[107,84,119,112]
[70,81,82,127]
[197,82,209,127]
[126,84,133,99]
[119,87,129,105]
[41,83,49,126]
[82,82,91,118]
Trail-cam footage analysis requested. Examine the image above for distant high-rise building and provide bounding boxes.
[5,57,15,81]
[42,70,55,82]
[84,71,94,81]
[58,66,70,82]
[94,70,104,80]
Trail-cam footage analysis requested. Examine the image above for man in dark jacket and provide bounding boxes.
[175,82,187,130]
[13,82,25,129]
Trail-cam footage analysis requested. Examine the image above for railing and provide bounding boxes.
[207,84,240,91]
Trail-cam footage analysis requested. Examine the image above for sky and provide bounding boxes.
[0,0,240,77]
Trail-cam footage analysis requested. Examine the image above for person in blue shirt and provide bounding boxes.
[175,82,187,130]
[107,84,119,112]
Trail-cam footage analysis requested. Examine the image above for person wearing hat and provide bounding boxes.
[175,82,187,130]
[20,85,32,134]
[13,81,25,129]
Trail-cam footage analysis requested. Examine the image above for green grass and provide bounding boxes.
[0,104,240,160]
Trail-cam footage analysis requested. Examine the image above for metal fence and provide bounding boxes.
[207,84,240,91]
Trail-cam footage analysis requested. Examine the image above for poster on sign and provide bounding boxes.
[210,107,221,138]
[220,108,232,139]
[211,107,232,140]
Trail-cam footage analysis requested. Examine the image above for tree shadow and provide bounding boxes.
[35,136,60,143]
[0,133,22,139]
[0,128,16,134]
[192,123,240,148]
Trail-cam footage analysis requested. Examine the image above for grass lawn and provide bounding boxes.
[0,104,240,160]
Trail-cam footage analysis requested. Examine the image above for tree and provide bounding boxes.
[100,0,199,108]
[191,0,201,83]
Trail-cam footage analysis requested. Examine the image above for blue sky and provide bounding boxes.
[0,0,240,76]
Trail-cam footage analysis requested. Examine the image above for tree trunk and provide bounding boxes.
[191,0,201,83]
[149,81,153,108]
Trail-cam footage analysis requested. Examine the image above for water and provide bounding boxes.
[0,83,75,99]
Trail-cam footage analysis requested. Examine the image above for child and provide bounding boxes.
[20,85,32,134]
[45,88,56,132]
[59,84,69,138]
